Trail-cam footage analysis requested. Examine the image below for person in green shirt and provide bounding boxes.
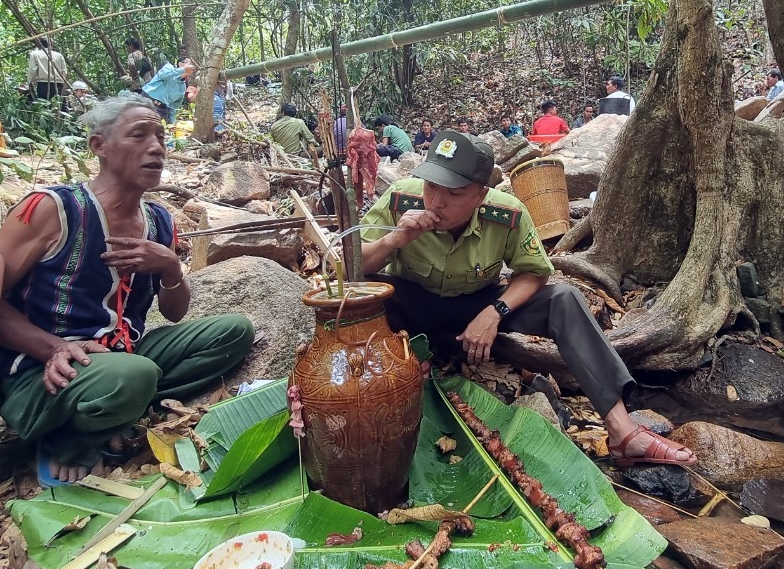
[360,130,697,468]
[374,114,414,161]
[270,103,318,157]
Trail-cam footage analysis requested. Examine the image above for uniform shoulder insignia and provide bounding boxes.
[389,191,425,212]
[478,203,521,229]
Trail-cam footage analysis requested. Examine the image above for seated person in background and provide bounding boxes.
[360,130,697,470]
[270,102,318,157]
[67,81,97,115]
[604,76,636,113]
[499,114,523,138]
[531,100,570,136]
[414,119,437,153]
[765,69,784,101]
[374,115,414,161]
[141,56,196,123]
[456,117,471,133]
[0,95,254,485]
[571,103,594,129]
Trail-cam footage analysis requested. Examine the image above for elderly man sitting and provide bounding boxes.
[0,95,254,486]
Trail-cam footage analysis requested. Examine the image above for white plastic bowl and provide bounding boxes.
[194,530,295,569]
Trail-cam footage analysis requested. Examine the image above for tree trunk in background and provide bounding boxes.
[280,0,301,108]
[498,0,784,377]
[182,0,203,66]
[763,0,784,71]
[72,0,126,78]
[191,0,251,141]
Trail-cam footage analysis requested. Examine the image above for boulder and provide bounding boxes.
[395,152,425,177]
[499,145,544,173]
[478,131,529,164]
[186,200,303,271]
[734,96,768,120]
[670,421,784,490]
[550,114,628,199]
[487,164,504,188]
[203,161,271,205]
[149,256,315,392]
[375,163,404,195]
[657,517,784,569]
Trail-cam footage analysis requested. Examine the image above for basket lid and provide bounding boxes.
[510,157,564,179]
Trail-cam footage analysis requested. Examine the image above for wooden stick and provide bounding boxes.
[409,473,500,569]
[228,94,259,133]
[267,166,323,176]
[75,475,168,556]
[462,473,500,515]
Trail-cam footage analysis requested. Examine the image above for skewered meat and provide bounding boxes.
[447,391,606,569]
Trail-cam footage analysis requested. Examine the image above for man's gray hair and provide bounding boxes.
[79,94,156,136]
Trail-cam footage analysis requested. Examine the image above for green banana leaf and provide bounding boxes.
[9,377,665,569]
[181,378,297,500]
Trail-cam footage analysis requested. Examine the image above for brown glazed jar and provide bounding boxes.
[290,282,424,513]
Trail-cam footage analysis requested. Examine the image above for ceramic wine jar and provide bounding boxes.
[290,282,424,513]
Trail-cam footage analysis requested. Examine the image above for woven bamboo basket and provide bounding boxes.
[509,158,570,240]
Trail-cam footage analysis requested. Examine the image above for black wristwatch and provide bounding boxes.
[493,299,511,319]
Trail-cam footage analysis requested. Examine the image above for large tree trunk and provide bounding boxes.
[498,0,784,376]
[763,0,784,72]
[182,0,203,66]
[280,0,301,107]
[191,0,251,141]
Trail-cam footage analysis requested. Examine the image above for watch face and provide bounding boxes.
[495,300,510,316]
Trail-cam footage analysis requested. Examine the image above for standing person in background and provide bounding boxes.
[571,104,594,129]
[374,115,414,161]
[499,115,523,138]
[530,101,570,136]
[334,104,348,158]
[413,119,437,153]
[124,38,153,94]
[765,69,784,101]
[141,56,196,123]
[604,76,636,113]
[27,38,67,101]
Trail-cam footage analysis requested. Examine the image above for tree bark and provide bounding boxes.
[518,0,784,374]
[280,0,301,107]
[191,0,251,141]
[763,0,784,72]
[182,0,203,66]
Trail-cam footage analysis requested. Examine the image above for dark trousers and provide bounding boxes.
[369,275,635,417]
[377,144,404,160]
[35,82,64,100]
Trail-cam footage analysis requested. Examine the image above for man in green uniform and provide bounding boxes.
[360,131,697,468]
[374,115,414,161]
[270,103,318,157]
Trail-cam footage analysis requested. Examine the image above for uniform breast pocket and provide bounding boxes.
[401,253,434,285]
[466,259,504,285]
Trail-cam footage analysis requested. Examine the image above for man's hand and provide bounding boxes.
[101,237,181,281]
[43,340,109,395]
[386,210,440,249]
[457,306,501,365]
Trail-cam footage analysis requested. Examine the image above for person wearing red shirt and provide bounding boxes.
[531,100,570,136]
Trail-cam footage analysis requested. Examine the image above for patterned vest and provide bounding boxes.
[0,184,175,376]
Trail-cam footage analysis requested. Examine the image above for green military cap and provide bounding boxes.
[410,131,495,188]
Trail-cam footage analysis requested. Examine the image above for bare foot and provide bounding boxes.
[49,455,104,484]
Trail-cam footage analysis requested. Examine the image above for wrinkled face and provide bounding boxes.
[605,81,617,94]
[458,122,469,133]
[422,121,432,134]
[766,75,778,87]
[89,107,166,192]
[422,180,488,232]
[584,106,594,118]
[501,117,511,129]
[75,89,87,98]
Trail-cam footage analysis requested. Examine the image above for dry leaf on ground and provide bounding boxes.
[160,462,202,490]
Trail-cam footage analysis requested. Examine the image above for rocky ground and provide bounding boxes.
[2,56,784,569]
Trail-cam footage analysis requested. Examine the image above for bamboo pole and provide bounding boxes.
[223,0,608,79]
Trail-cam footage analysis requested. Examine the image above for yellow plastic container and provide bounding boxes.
[173,120,194,139]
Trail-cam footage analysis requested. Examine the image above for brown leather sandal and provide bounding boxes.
[608,425,697,468]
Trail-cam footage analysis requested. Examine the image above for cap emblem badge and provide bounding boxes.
[434,138,457,159]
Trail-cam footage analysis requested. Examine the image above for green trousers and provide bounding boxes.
[0,314,254,465]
